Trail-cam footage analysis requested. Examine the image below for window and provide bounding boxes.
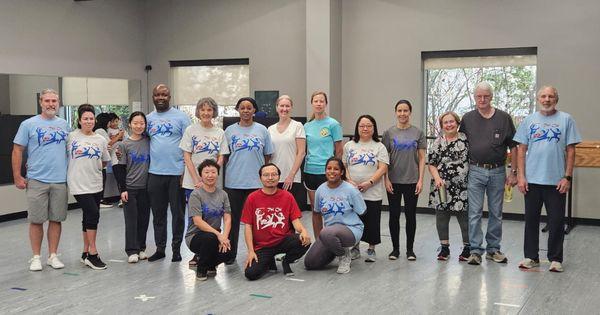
[170,59,250,128]
[423,48,537,150]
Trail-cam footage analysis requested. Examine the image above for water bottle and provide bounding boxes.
[504,184,513,202]
[438,184,448,204]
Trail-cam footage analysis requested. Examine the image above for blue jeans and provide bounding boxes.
[467,165,506,255]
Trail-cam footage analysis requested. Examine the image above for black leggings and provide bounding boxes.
[75,192,103,231]
[224,188,255,257]
[123,188,151,255]
[361,200,382,245]
[188,231,234,269]
[387,183,418,251]
[245,234,309,281]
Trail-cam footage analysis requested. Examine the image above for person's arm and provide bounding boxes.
[216,154,225,167]
[243,224,258,268]
[291,218,311,246]
[283,138,306,191]
[312,211,323,239]
[357,163,388,192]
[334,141,343,159]
[11,144,27,189]
[344,160,357,187]
[557,144,576,194]
[415,148,426,194]
[428,164,444,188]
[183,151,202,188]
[517,144,528,194]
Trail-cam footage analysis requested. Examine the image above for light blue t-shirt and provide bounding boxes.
[224,122,274,189]
[147,107,191,175]
[513,111,581,185]
[13,115,69,183]
[314,181,367,243]
[304,117,343,174]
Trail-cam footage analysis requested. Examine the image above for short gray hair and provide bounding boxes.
[537,85,559,101]
[195,97,219,118]
[474,81,494,96]
[40,88,59,100]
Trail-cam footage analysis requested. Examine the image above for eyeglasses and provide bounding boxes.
[358,124,374,129]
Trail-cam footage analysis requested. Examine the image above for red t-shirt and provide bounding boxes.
[241,189,302,250]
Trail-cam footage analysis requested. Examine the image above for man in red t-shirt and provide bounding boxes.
[242,163,311,280]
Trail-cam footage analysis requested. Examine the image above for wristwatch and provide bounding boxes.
[563,175,572,181]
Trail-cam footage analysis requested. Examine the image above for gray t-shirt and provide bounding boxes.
[460,108,517,164]
[116,136,150,190]
[382,125,426,184]
[184,187,231,247]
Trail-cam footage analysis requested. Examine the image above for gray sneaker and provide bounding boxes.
[467,253,482,265]
[350,245,361,260]
[365,248,376,262]
[486,250,508,263]
[337,248,352,274]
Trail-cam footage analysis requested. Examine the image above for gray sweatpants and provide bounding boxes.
[304,224,356,270]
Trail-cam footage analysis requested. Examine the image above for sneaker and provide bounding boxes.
[172,250,182,262]
[549,261,564,273]
[518,258,540,269]
[47,253,65,269]
[80,252,88,264]
[282,260,294,276]
[486,250,508,263]
[29,255,42,271]
[196,266,208,281]
[350,245,361,260]
[99,202,113,208]
[147,251,165,262]
[85,254,107,270]
[388,249,400,260]
[207,266,217,276]
[406,250,417,261]
[128,254,139,263]
[458,245,470,261]
[189,255,198,267]
[365,248,376,262]
[275,253,286,261]
[336,248,352,274]
[138,250,148,260]
[437,245,450,261]
[467,253,482,265]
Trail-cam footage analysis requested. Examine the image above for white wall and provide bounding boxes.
[0,0,146,215]
[341,0,600,218]
[9,75,59,115]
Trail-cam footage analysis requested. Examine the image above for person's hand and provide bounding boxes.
[385,178,394,194]
[506,173,518,187]
[415,179,423,195]
[117,130,125,141]
[14,176,27,190]
[517,176,528,194]
[556,178,571,194]
[244,251,258,268]
[193,178,204,189]
[357,180,372,193]
[434,177,444,189]
[217,234,231,253]
[299,230,311,246]
[120,191,129,202]
[115,147,122,160]
[282,175,294,191]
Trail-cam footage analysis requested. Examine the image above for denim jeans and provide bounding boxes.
[467,165,506,255]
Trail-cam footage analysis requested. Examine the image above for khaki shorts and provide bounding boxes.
[26,179,68,223]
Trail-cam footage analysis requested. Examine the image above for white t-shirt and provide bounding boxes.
[268,120,306,183]
[67,129,111,195]
[178,124,229,190]
[343,139,389,201]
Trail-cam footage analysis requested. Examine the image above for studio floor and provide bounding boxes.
[1,206,599,314]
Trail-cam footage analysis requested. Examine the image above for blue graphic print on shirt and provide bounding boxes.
[70,140,102,159]
[347,149,377,166]
[318,196,347,216]
[230,134,264,152]
[191,135,221,154]
[202,203,225,220]
[392,137,418,151]
[36,127,68,146]
[148,119,175,137]
[529,123,561,143]
[129,151,150,165]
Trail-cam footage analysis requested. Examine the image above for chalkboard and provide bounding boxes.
[254,90,279,118]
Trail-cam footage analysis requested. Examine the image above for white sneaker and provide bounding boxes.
[29,255,42,271]
[518,258,539,269]
[138,251,148,260]
[350,245,361,260]
[549,261,564,272]
[99,203,113,208]
[128,254,139,263]
[336,248,352,274]
[47,253,65,269]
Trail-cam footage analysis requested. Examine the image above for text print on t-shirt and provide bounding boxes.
[255,207,286,230]
[529,123,561,143]
[36,127,68,146]
[191,135,221,154]
[148,119,175,137]
[70,141,102,159]
[318,197,346,216]
[392,137,417,151]
[347,148,377,166]
[231,134,264,152]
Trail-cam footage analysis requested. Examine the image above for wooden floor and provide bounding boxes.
[1,206,599,314]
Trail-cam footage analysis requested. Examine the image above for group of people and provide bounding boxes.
[12,81,580,280]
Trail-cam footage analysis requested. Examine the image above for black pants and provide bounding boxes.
[123,188,151,255]
[75,192,103,231]
[245,234,309,281]
[188,231,234,268]
[277,182,306,211]
[147,174,186,252]
[224,188,255,257]
[524,184,566,262]
[361,200,382,245]
[387,183,418,251]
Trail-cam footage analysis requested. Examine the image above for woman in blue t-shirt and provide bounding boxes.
[223,97,274,262]
[304,157,366,274]
[303,91,343,238]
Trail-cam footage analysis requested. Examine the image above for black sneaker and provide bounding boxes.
[406,250,417,261]
[85,253,107,270]
[458,245,470,262]
[172,251,182,262]
[207,266,217,276]
[437,245,450,261]
[148,251,165,262]
[282,260,294,276]
[196,266,208,281]
[80,252,88,264]
[224,257,236,265]
[388,249,400,260]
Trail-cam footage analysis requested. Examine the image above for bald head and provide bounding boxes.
[152,84,171,112]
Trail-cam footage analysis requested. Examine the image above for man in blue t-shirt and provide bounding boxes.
[12,89,69,271]
[146,84,191,262]
[514,86,581,273]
